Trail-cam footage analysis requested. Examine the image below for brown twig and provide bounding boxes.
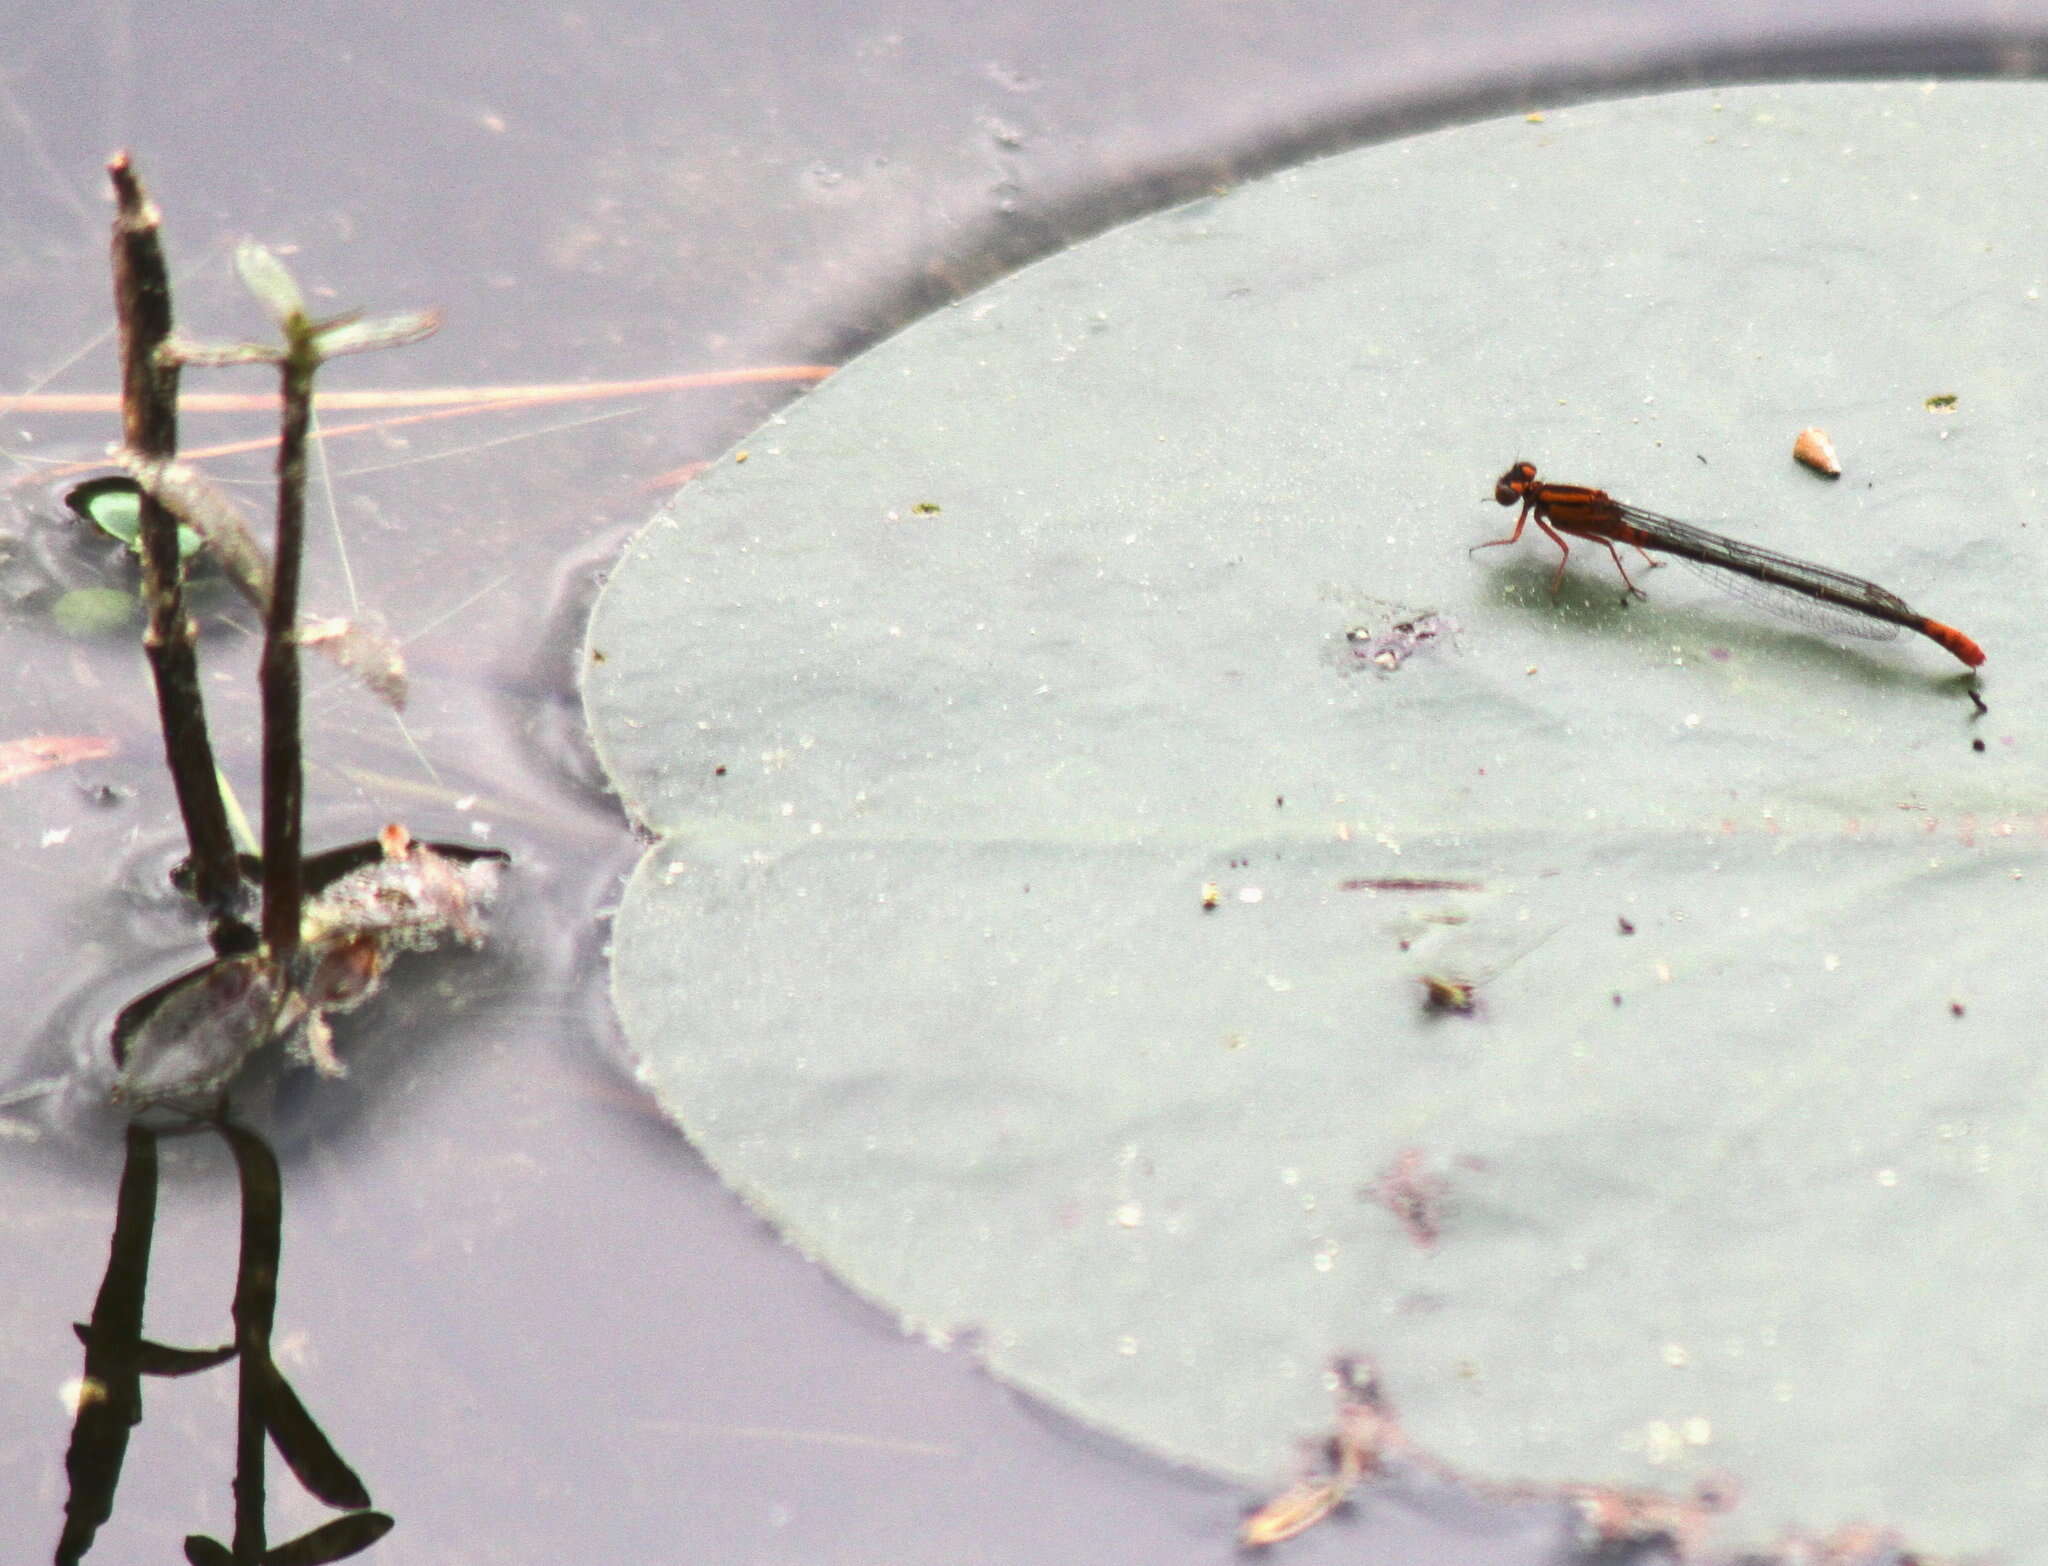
[259,324,316,967]
[107,152,242,924]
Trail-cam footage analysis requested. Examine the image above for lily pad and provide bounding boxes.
[583,83,2048,1556]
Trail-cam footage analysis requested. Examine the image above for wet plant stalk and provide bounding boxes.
[259,328,315,966]
[107,153,240,919]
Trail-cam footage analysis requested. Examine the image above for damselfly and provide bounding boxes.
[1476,462,1984,668]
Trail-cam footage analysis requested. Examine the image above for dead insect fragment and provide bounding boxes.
[1363,1149,1453,1252]
[1239,1478,1348,1548]
[1560,1474,1734,1555]
[910,500,942,515]
[1924,393,1958,411]
[1344,613,1449,671]
[1419,974,1476,1014]
[1239,1357,1409,1548]
[1792,427,1841,477]
[1339,876,1483,894]
[1327,1357,1401,1481]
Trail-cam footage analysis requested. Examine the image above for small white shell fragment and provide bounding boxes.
[1792,426,1841,477]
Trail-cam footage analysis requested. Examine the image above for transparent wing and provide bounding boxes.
[1668,553,1901,641]
[1616,503,1905,643]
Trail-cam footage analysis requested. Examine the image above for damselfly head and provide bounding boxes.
[1493,461,1538,506]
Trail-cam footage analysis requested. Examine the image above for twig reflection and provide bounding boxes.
[55,1118,393,1565]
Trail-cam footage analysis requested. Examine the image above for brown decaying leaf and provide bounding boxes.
[111,824,505,1103]
[295,616,407,711]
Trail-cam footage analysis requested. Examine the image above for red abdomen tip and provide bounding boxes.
[1926,621,1985,668]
